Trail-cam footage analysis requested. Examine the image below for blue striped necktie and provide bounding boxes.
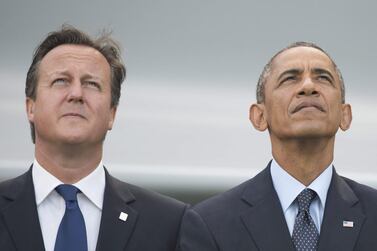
[54,184,88,251]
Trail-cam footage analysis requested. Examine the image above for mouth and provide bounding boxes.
[62,113,86,119]
[292,101,325,113]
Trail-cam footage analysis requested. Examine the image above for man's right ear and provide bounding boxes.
[249,103,268,131]
[26,98,35,123]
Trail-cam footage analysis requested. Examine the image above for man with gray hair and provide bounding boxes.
[178,42,377,250]
[0,25,186,251]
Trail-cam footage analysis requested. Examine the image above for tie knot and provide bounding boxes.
[296,188,317,212]
[55,184,80,202]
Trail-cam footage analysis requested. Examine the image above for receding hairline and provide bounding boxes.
[268,46,339,78]
[36,44,113,85]
[39,43,110,64]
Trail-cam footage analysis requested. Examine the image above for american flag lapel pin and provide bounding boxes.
[343,220,354,228]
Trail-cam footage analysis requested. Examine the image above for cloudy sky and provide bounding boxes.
[1,0,376,191]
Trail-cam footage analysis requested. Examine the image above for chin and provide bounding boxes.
[57,131,88,144]
[291,126,336,139]
[61,136,87,145]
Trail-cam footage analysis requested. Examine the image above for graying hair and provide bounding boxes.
[256,41,345,104]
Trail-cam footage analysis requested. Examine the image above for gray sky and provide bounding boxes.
[1,0,376,182]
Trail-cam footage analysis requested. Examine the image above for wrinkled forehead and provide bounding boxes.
[270,46,337,77]
[38,44,111,80]
[41,44,108,66]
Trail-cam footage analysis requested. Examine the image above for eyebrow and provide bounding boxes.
[277,67,336,83]
[277,68,303,83]
[81,74,103,82]
[50,71,103,82]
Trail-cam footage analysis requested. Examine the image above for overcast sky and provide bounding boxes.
[1,0,376,183]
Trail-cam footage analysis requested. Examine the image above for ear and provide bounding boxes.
[107,106,117,130]
[249,103,268,131]
[339,103,352,131]
[26,98,35,123]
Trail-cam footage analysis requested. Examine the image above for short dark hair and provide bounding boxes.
[26,25,126,143]
[256,41,345,104]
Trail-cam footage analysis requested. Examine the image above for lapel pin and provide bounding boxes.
[343,220,354,228]
[119,212,128,222]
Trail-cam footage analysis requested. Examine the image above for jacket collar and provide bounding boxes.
[0,166,45,251]
[240,162,295,250]
[95,168,139,251]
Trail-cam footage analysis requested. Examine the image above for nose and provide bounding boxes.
[67,80,84,103]
[297,76,319,97]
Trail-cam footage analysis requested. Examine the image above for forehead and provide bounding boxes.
[39,44,110,74]
[270,46,336,75]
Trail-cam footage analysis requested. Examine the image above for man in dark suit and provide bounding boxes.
[177,42,377,250]
[0,25,186,251]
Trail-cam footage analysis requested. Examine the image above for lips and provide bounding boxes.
[291,101,325,113]
[62,113,86,119]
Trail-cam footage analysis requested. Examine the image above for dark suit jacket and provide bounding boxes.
[0,166,187,251]
[178,163,377,251]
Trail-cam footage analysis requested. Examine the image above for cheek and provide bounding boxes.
[327,97,343,117]
[33,100,52,118]
[328,107,343,127]
[92,103,114,124]
[35,89,63,110]
[265,100,287,123]
[32,95,64,125]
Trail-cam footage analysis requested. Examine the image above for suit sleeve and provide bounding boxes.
[176,208,219,251]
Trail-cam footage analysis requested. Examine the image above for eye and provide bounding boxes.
[83,81,101,90]
[317,75,332,84]
[52,78,68,86]
[280,75,297,84]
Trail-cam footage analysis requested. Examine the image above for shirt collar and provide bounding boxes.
[73,162,105,210]
[270,158,333,213]
[32,159,62,206]
[32,159,105,210]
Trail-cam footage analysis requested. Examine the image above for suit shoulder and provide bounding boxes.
[0,171,30,206]
[129,182,186,209]
[107,174,187,211]
[192,178,251,217]
[342,176,377,201]
[0,171,29,194]
[107,175,188,244]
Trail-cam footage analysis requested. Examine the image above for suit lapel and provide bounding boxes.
[240,164,295,251]
[0,167,45,251]
[96,169,139,251]
[318,169,365,251]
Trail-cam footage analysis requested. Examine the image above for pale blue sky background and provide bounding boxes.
[0,0,376,188]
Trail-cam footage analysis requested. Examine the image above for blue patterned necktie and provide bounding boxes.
[292,188,319,251]
[54,184,88,251]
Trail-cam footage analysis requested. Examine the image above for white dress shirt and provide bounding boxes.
[32,159,105,251]
[270,159,333,235]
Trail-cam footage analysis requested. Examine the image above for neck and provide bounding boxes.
[34,141,103,184]
[271,136,335,186]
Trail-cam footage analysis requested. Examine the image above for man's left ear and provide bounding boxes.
[340,104,352,131]
[108,106,117,130]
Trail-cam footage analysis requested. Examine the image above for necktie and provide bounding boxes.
[292,188,319,251]
[54,184,88,251]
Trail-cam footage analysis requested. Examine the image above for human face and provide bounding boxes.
[250,46,351,140]
[26,44,116,146]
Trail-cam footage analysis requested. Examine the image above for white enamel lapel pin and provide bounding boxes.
[119,212,128,222]
[343,220,354,228]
